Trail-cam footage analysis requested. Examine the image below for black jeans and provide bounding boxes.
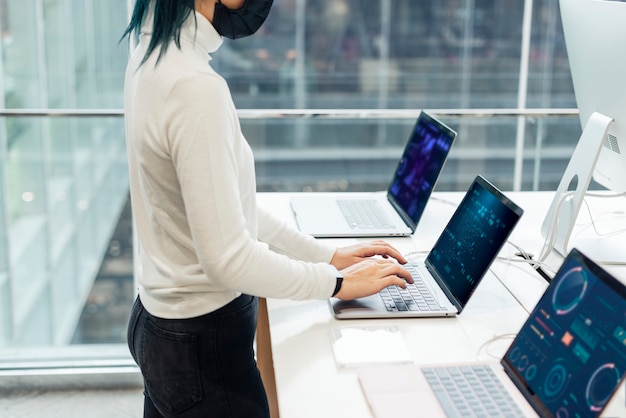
[127,294,270,418]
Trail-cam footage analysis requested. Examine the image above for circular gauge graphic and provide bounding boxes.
[552,266,588,315]
[509,347,521,363]
[543,362,570,401]
[555,407,570,418]
[517,355,529,372]
[525,364,537,381]
[586,363,620,412]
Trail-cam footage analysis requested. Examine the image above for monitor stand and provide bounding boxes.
[541,111,625,264]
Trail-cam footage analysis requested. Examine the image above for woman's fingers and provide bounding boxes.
[372,258,413,283]
[336,258,414,300]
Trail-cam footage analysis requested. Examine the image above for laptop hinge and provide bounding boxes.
[425,261,463,312]
[387,195,417,231]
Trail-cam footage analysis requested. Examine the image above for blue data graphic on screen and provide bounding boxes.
[503,253,626,417]
[426,179,520,306]
[388,117,454,223]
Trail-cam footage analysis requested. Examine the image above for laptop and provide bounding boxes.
[289,111,457,237]
[330,175,524,319]
[358,248,626,418]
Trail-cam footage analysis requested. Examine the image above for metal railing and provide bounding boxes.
[0,107,580,192]
[0,107,578,118]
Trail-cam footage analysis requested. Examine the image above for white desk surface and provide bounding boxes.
[256,191,626,418]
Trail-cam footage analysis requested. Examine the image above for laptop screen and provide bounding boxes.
[502,248,626,418]
[387,112,456,229]
[425,175,523,310]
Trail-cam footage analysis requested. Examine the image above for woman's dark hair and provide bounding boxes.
[120,0,197,66]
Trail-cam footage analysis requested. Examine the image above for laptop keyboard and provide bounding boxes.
[422,365,525,418]
[379,264,446,312]
[337,199,395,229]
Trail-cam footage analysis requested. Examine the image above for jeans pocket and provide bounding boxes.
[140,319,202,415]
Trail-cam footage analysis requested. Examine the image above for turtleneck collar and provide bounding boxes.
[180,10,224,55]
[140,6,224,57]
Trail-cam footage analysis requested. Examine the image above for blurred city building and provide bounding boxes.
[0,0,583,354]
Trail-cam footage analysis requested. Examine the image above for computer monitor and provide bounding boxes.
[541,0,626,262]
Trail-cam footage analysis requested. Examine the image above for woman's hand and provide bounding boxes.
[330,240,408,270]
[334,258,413,301]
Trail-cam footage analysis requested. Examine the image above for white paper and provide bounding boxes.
[330,325,412,368]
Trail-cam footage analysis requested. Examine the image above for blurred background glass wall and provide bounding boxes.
[0,0,583,360]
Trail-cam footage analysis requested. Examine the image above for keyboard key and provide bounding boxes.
[337,200,395,229]
[423,365,525,418]
[379,264,446,313]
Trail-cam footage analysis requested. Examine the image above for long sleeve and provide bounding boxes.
[257,204,336,263]
[167,75,337,301]
[125,11,338,319]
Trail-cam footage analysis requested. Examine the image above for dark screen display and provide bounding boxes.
[426,176,522,307]
[503,249,626,417]
[388,113,455,225]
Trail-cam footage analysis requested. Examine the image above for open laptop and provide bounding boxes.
[358,248,626,418]
[289,111,457,237]
[330,175,524,319]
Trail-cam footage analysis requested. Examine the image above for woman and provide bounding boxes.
[121,1,412,416]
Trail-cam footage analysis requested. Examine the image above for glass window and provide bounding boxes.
[0,0,129,352]
[0,0,586,380]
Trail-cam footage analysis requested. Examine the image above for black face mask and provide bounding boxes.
[212,0,274,39]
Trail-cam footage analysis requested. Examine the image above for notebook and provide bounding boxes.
[330,175,523,319]
[289,111,457,237]
[358,248,626,418]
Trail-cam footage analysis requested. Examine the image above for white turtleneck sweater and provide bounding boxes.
[124,10,338,319]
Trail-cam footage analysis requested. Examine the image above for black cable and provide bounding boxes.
[514,252,553,283]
